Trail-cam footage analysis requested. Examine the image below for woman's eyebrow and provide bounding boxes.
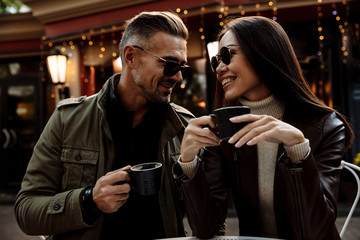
[226,44,239,47]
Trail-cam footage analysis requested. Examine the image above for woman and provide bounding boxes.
[173,16,353,240]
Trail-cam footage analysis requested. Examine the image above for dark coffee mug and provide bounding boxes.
[127,162,162,195]
[210,106,250,140]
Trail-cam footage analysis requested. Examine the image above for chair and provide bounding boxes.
[339,160,360,238]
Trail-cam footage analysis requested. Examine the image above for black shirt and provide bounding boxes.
[100,77,167,239]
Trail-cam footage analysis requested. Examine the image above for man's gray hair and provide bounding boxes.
[119,11,188,61]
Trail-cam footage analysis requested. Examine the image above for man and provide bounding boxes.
[15,11,193,239]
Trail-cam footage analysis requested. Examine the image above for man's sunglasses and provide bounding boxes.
[210,45,237,72]
[133,45,192,79]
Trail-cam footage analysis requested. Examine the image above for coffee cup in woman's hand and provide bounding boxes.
[210,106,250,140]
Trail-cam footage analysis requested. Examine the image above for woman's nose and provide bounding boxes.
[216,60,227,74]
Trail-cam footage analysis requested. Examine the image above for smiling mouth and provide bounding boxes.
[160,81,176,89]
[221,78,234,87]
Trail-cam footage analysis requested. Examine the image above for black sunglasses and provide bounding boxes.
[133,45,192,79]
[210,45,238,72]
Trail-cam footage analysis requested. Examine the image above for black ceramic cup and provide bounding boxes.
[211,106,250,140]
[127,162,162,195]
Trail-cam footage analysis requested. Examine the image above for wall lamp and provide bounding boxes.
[46,49,70,100]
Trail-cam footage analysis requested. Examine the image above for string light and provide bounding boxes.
[332,0,350,64]
[111,32,118,58]
[314,0,330,105]
[316,2,325,71]
[99,34,105,59]
[218,0,226,27]
[238,4,245,16]
[255,3,261,16]
[271,0,278,21]
[200,6,206,57]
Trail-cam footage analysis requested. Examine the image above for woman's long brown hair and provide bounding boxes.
[213,16,353,149]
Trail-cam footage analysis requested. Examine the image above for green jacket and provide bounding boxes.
[14,75,194,239]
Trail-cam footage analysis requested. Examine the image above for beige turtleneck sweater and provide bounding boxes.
[179,95,310,237]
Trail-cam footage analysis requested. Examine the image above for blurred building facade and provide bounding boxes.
[0,0,360,191]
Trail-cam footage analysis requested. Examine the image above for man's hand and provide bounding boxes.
[92,166,131,213]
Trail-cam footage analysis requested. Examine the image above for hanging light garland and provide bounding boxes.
[199,6,206,57]
[111,32,118,58]
[332,1,349,64]
[269,0,278,21]
[238,4,246,16]
[316,0,326,71]
[255,3,261,16]
[43,0,353,79]
[219,0,225,27]
[315,0,328,105]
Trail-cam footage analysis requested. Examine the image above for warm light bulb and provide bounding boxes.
[198,101,206,109]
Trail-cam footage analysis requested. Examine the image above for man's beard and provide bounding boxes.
[144,88,171,104]
[139,78,175,104]
[137,81,171,104]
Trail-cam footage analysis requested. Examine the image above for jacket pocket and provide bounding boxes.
[60,147,99,190]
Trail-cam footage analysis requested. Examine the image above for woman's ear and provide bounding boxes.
[123,45,136,69]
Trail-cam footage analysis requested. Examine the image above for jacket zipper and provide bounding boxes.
[182,182,204,237]
[290,167,304,240]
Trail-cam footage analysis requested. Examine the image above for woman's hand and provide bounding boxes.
[228,114,305,148]
[181,116,221,163]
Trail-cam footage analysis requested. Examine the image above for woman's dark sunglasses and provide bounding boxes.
[133,45,192,79]
[210,46,236,72]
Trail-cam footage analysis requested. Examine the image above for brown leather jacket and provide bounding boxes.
[173,109,345,240]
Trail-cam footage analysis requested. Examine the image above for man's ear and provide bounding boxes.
[123,45,136,69]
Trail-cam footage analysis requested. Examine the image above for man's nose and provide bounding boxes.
[172,70,184,82]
